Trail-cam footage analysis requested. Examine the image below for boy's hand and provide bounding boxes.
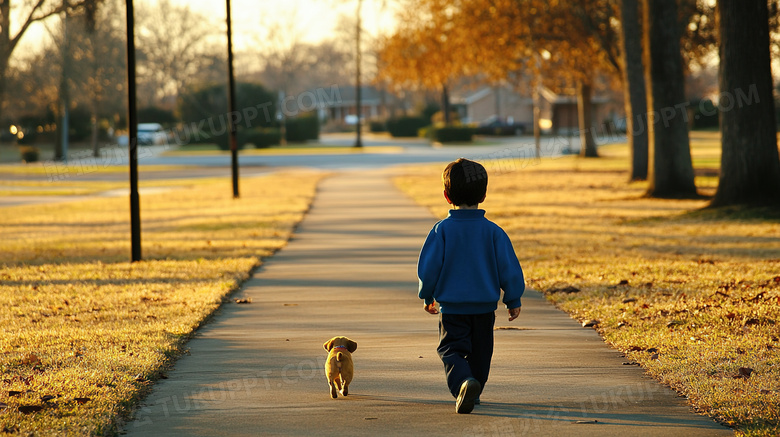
[508,307,521,321]
[424,302,439,315]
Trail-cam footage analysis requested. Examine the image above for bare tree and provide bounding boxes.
[134,0,221,106]
[0,0,101,125]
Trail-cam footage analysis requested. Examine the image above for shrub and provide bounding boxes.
[421,102,440,124]
[67,105,93,142]
[691,99,719,129]
[431,110,460,125]
[427,126,475,143]
[386,116,428,137]
[138,106,177,125]
[20,146,40,163]
[369,120,387,132]
[285,114,319,142]
[178,82,277,149]
[245,128,281,148]
[17,131,36,145]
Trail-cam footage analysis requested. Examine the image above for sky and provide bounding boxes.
[13,0,398,58]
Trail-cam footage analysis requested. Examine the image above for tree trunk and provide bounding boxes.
[55,13,71,161]
[0,1,10,125]
[643,0,697,198]
[442,84,451,126]
[711,0,780,207]
[0,63,7,128]
[577,82,598,157]
[620,0,649,181]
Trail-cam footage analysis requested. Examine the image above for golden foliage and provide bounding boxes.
[0,171,322,435]
[394,140,780,435]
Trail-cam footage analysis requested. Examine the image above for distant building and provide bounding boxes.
[452,85,534,126]
[452,84,616,134]
[319,86,404,124]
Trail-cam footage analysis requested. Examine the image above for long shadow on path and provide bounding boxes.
[124,170,733,437]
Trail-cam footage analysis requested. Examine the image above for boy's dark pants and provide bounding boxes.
[437,312,495,398]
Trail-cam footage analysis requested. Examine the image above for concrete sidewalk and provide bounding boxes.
[124,171,732,436]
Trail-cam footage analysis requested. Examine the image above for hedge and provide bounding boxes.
[387,116,428,137]
[285,115,319,142]
[426,126,475,143]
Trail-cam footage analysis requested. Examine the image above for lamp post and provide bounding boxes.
[125,0,141,262]
[354,0,363,148]
[226,0,239,198]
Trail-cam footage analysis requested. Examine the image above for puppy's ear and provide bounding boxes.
[346,339,357,353]
[323,338,334,352]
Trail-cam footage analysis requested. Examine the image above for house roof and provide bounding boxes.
[453,87,493,105]
[539,87,610,104]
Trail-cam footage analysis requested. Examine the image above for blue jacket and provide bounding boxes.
[417,209,525,314]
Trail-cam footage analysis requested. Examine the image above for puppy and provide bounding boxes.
[323,336,357,399]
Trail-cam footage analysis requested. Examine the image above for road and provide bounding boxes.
[0,133,615,207]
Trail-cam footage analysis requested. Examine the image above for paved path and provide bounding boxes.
[124,171,732,437]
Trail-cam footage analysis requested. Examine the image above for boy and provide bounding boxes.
[417,158,525,414]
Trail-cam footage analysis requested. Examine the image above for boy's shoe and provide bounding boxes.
[455,378,481,414]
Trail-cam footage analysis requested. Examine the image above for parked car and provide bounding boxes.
[475,116,529,136]
[117,123,168,147]
[137,123,168,145]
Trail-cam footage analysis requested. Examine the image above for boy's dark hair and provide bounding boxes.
[442,158,488,206]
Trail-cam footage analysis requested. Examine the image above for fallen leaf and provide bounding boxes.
[8,391,22,397]
[760,389,772,395]
[650,353,659,360]
[418,356,424,358]
[618,279,629,286]
[645,347,659,353]
[0,402,7,410]
[622,297,637,303]
[582,319,599,328]
[628,346,644,352]
[364,417,379,420]
[574,420,599,424]
[17,405,43,414]
[283,303,298,306]
[666,320,685,327]
[622,362,639,366]
[234,298,251,304]
[41,395,56,402]
[75,397,90,405]
[21,354,40,366]
[617,321,628,328]
[2,426,19,433]
[738,367,753,379]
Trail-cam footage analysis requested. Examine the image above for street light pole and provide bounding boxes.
[354,0,363,148]
[125,0,141,262]
[226,0,239,198]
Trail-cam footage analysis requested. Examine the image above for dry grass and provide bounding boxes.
[0,171,322,435]
[393,139,780,436]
